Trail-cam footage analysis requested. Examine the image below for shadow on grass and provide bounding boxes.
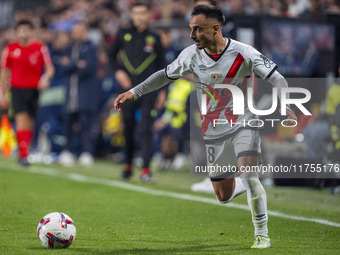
[27,244,251,254]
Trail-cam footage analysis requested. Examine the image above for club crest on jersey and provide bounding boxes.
[13,48,21,57]
[260,55,274,68]
[144,35,155,53]
[211,73,224,83]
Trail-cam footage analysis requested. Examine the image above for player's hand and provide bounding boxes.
[115,70,132,90]
[114,91,134,112]
[77,60,86,68]
[0,91,9,109]
[283,106,298,126]
[60,56,70,65]
[37,75,50,91]
[153,118,168,131]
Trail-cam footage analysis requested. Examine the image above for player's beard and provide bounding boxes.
[194,40,205,50]
[194,37,212,50]
[195,43,204,49]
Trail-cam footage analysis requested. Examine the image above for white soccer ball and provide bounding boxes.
[37,212,76,249]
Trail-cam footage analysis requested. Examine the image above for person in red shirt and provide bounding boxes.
[0,19,54,166]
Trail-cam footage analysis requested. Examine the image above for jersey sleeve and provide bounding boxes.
[1,46,10,68]
[165,48,192,80]
[40,44,52,66]
[246,46,277,80]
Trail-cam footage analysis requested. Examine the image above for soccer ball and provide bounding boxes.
[37,212,76,249]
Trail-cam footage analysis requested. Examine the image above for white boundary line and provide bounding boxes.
[3,163,340,228]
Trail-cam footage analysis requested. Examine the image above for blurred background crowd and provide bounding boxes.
[0,0,340,190]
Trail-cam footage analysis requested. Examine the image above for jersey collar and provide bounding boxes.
[204,38,231,62]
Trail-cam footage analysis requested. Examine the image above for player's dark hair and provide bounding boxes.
[132,0,151,10]
[191,4,225,24]
[15,19,34,29]
[194,0,218,6]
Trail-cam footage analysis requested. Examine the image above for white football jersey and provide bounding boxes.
[165,38,277,143]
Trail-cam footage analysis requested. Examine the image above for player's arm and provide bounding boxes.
[0,46,10,96]
[38,63,55,91]
[0,67,10,108]
[267,70,297,125]
[114,69,173,111]
[38,45,55,91]
[0,67,9,94]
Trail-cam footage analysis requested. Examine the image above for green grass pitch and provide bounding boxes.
[0,159,340,254]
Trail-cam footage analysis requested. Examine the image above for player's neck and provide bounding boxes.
[137,26,147,33]
[205,37,227,55]
[18,39,32,46]
[133,23,148,33]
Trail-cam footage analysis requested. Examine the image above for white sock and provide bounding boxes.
[227,177,246,202]
[240,171,268,237]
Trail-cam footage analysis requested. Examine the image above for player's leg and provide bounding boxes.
[121,100,138,179]
[233,130,270,248]
[15,112,34,165]
[211,176,246,203]
[238,156,268,231]
[78,110,95,166]
[206,140,246,203]
[11,88,38,166]
[211,177,233,202]
[139,93,157,182]
[238,156,270,248]
[59,112,77,166]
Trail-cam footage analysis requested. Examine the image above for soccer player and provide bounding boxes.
[0,19,54,166]
[114,5,297,248]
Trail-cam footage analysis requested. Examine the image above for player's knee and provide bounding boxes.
[216,194,232,204]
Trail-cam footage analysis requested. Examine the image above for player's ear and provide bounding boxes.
[213,24,219,34]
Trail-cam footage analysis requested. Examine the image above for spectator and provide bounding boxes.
[247,0,265,15]
[153,78,191,170]
[302,105,330,160]
[325,0,340,14]
[33,31,71,154]
[0,19,54,166]
[94,47,122,158]
[58,22,98,166]
[286,0,310,17]
[195,0,218,5]
[228,0,245,14]
[269,0,287,17]
[158,28,181,65]
[109,0,165,182]
[326,64,340,161]
[300,0,327,22]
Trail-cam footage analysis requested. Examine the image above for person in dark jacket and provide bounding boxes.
[109,1,165,182]
[58,22,98,166]
[33,31,70,155]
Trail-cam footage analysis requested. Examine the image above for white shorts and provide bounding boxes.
[205,129,261,179]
